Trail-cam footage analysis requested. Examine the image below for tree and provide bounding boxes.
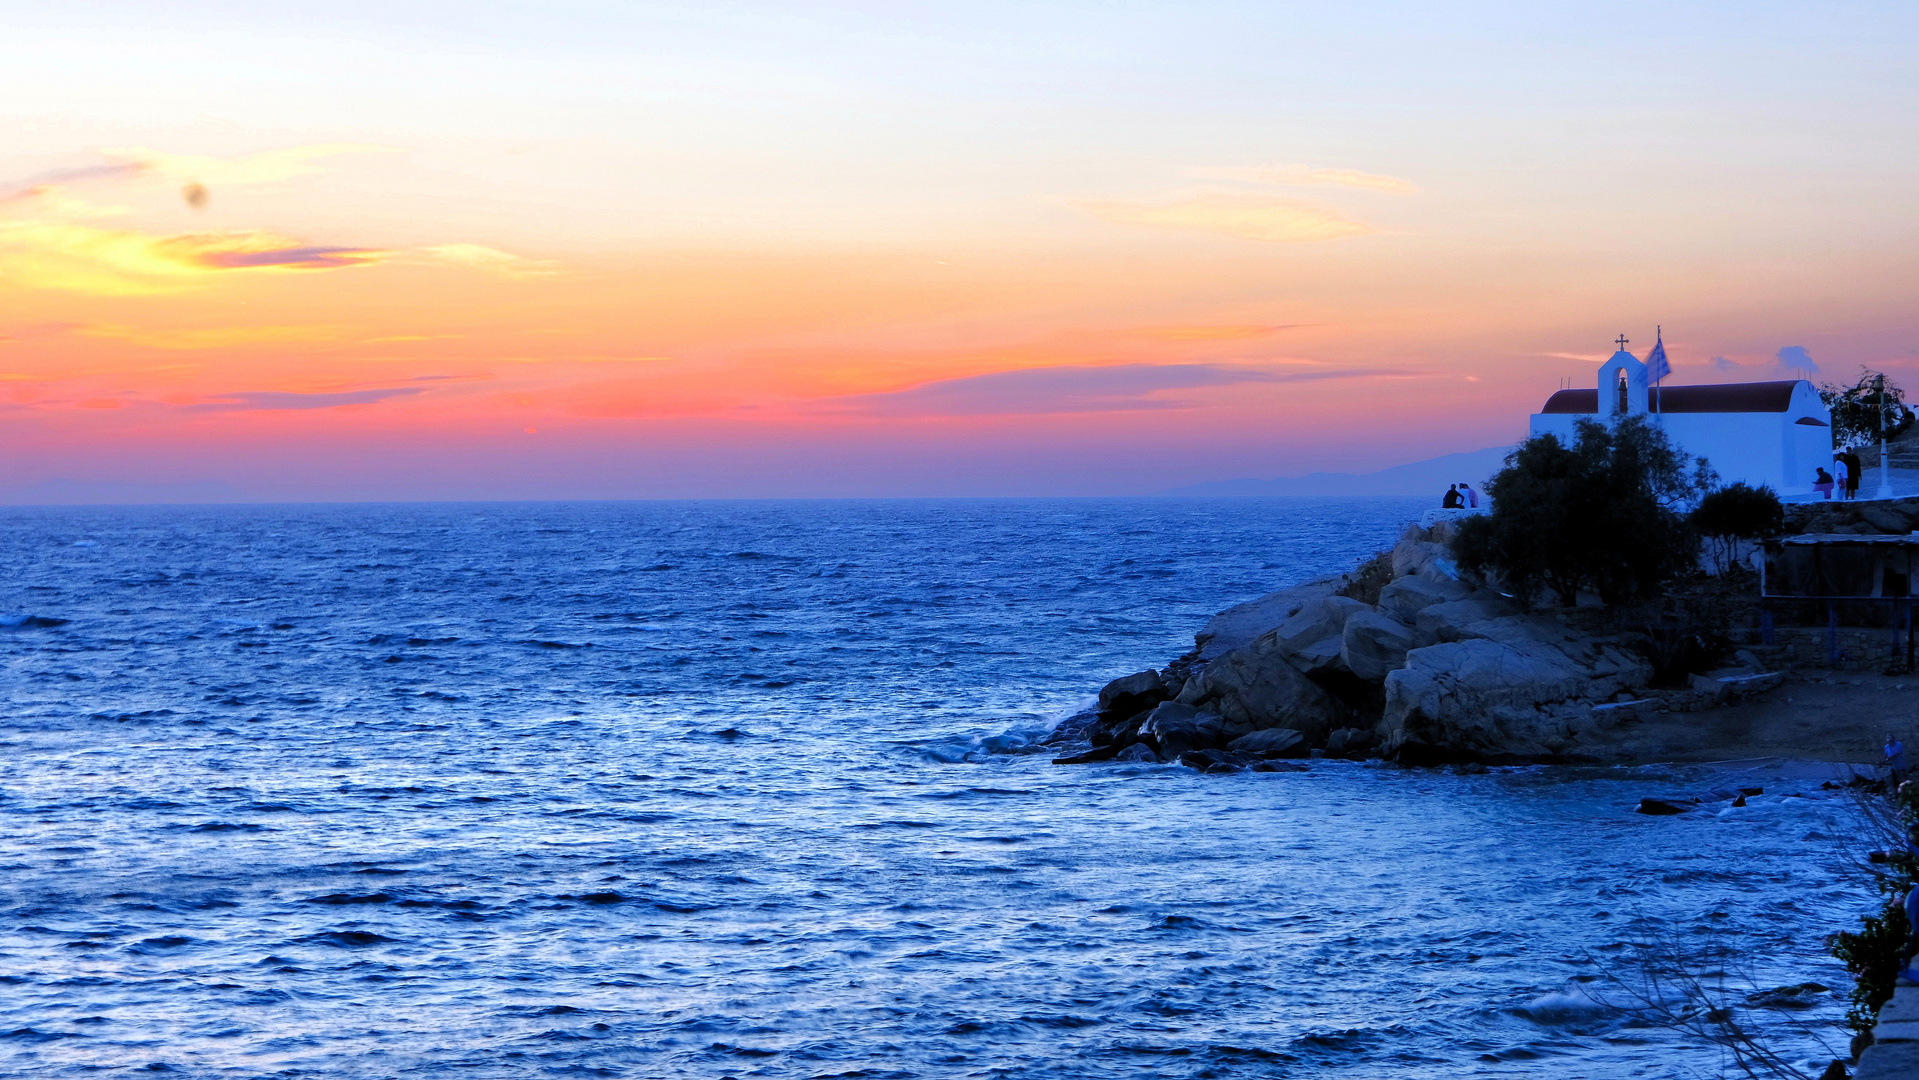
[1691,482,1785,576]
[1451,416,1715,607]
[1820,368,1914,449]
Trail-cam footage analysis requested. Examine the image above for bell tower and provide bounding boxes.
[1594,335,1648,418]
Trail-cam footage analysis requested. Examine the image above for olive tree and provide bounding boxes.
[1450,416,1716,607]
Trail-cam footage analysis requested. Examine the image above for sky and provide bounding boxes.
[2,1,1916,501]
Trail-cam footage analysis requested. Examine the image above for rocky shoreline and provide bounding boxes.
[1051,518,1790,770]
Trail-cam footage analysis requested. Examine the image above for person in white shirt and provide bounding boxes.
[1834,454,1851,500]
[1459,483,1479,509]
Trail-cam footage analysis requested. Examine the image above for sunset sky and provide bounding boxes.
[3,1,1916,501]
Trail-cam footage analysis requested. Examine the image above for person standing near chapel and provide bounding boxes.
[1845,448,1864,500]
[1834,453,1851,501]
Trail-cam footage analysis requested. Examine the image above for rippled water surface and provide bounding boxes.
[0,498,1867,1077]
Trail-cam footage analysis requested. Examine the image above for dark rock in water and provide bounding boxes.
[1053,744,1122,765]
[1204,762,1242,774]
[1177,750,1217,771]
[1140,701,1204,756]
[1250,759,1309,772]
[1098,669,1168,721]
[1451,761,1489,775]
[1739,786,1763,797]
[1732,795,1746,807]
[1323,726,1374,759]
[1745,982,1830,1009]
[1636,798,1696,816]
[1112,743,1158,764]
[1227,727,1304,757]
[1044,708,1101,744]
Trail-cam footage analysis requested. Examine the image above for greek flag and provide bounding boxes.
[1645,332,1671,383]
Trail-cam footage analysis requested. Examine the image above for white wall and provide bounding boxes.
[1526,410,1827,495]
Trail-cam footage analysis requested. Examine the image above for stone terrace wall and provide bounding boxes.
[1786,495,1919,535]
[1753,626,1914,672]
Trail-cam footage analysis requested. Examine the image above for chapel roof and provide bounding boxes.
[1538,379,1806,415]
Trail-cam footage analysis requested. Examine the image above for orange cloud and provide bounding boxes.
[1077,192,1373,243]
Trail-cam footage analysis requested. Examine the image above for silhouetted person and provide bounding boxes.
[1845,450,1863,499]
[1442,485,1463,509]
[1815,467,1835,499]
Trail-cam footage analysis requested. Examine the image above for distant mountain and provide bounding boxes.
[1157,446,1513,497]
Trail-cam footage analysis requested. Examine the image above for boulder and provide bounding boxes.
[1175,634,1344,743]
[1323,726,1375,759]
[1412,595,1524,648]
[1112,743,1158,764]
[1378,615,1654,763]
[1230,594,1373,678]
[1140,701,1209,756]
[1098,669,1167,719]
[1391,531,1461,583]
[1227,727,1305,757]
[1192,577,1344,661]
[1376,576,1472,624]
[1341,609,1416,682]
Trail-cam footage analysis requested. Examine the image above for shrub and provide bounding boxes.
[1450,416,1715,607]
[1338,550,1394,606]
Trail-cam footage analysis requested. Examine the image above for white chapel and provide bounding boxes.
[1528,336,1833,497]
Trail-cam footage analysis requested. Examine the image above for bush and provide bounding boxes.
[1821,368,1915,449]
[1691,482,1784,576]
[1337,550,1394,606]
[1450,416,1715,607]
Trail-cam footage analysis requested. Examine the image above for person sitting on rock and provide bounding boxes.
[1459,482,1479,509]
[1442,484,1463,509]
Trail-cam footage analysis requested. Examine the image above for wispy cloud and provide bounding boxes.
[0,223,387,294]
[422,243,560,278]
[185,387,428,412]
[1078,192,1372,243]
[1194,165,1419,195]
[1,164,147,205]
[156,233,384,270]
[833,362,1408,416]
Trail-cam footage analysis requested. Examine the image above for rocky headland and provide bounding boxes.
[1055,499,1919,771]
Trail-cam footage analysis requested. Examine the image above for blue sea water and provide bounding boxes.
[0,497,1868,1078]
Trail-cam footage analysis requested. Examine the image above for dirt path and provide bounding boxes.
[1592,670,1917,765]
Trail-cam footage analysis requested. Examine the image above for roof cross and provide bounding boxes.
[1616,334,1630,351]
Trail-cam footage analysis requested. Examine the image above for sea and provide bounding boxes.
[0,497,1871,1078]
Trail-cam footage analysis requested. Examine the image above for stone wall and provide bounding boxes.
[1752,626,1915,671]
[1785,494,1919,535]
